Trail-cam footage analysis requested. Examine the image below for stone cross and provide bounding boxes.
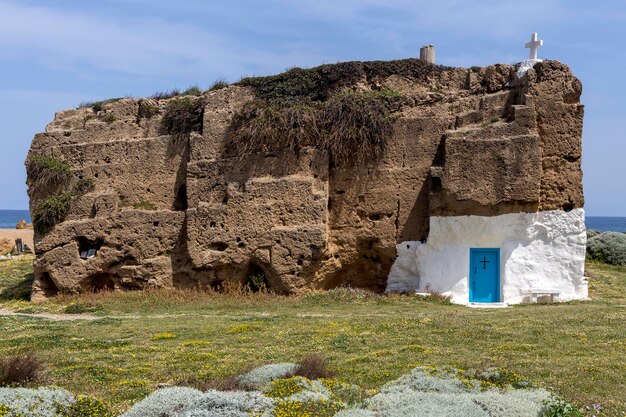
[525,33,543,60]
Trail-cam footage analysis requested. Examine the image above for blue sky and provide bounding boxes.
[0,0,624,215]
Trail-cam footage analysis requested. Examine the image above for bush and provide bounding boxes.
[27,156,72,193]
[541,396,584,417]
[159,97,205,139]
[181,391,271,416]
[78,98,123,112]
[120,387,203,417]
[0,352,46,387]
[183,86,203,96]
[320,90,400,164]
[226,89,400,164]
[32,192,74,235]
[0,387,74,417]
[56,395,113,417]
[238,363,296,390]
[209,79,229,91]
[150,89,181,100]
[137,100,159,120]
[238,58,449,102]
[74,178,95,194]
[290,353,335,380]
[586,232,626,265]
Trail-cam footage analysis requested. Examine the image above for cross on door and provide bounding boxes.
[480,256,490,270]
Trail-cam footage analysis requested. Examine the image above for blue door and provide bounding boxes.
[469,248,500,303]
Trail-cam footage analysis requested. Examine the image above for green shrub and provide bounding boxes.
[27,156,72,193]
[150,89,181,100]
[74,178,95,194]
[182,86,202,96]
[32,192,74,235]
[78,98,123,112]
[587,232,626,265]
[541,396,584,417]
[246,271,269,293]
[209,79,229,91]
[238,58,449,102]
[137,101,159,120]
[159,97,204,139]
[57,395,113,417]
[101,114,116,123]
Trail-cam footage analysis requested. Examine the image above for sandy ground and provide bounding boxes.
[0,228,34,249]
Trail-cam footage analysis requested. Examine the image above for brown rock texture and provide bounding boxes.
[26,59,584,299]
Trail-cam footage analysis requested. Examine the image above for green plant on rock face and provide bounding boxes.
[137,101,159,120]
[27,155,72,193]
[101,114,116,124]
[32,192,74,235]
[159,97,204,139]
[227,89,400,165]
[74,178,95,194]
[150,89,181,100]
[320,90,400,164]
[132,200,157,211]
[246,272,268,293]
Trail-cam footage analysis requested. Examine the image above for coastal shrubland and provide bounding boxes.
[0,256,623,415]
[586,232,626,265]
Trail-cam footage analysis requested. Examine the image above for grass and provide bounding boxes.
[0,256,623,415]
[26,155,73,194]
[31,192,74,235]
[226,89,401,164]
[238,58,450,102]
[159,97,204,139]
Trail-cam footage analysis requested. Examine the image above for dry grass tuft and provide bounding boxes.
[0,352,46,387]
[291,353,335,380]
[26,155,73,194]
[159,97,205,139]
[226,90,401,164]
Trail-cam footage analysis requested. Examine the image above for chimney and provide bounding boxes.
[420,45,435,64]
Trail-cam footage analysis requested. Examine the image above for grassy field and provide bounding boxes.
[0,256,624,416]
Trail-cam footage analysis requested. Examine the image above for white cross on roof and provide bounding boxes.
[525,33,544,60]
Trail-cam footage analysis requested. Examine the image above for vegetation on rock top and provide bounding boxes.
[237,59,451,102]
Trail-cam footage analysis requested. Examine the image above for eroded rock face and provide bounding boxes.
[26,60,584,300]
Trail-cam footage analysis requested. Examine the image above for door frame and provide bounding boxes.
[469,248,501,303]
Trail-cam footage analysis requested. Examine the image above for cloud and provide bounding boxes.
[0,1,327,80]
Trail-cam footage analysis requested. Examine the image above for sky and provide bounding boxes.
[0,0,624,215]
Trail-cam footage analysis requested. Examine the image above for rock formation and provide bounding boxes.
[26,59,586,304]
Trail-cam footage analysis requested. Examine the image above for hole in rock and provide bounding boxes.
[89,273,115,292]
[38,272,60,297]
[245,264,269,293]
[208,242,228,251]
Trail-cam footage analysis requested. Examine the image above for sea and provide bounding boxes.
[0,210,31,228]
[0,210,624,232]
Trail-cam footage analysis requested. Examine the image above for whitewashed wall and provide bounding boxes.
[387,209,588,304]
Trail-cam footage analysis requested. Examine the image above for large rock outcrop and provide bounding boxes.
[26,59,584,300]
